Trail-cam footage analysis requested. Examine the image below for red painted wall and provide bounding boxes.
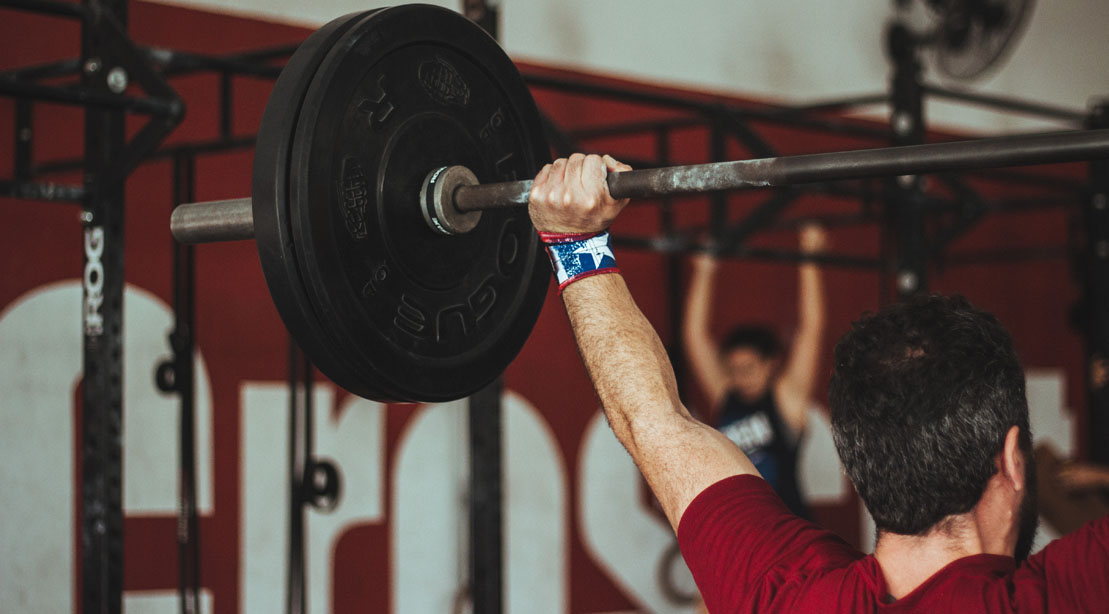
[0,2,1088,612]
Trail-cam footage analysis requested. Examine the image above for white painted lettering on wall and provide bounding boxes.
[0,281,214,612]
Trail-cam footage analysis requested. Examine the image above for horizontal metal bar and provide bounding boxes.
[522,73,891,140]
[924,85,1086,124]
[33,136,256,175]
[736,247,884,268]
[780,93,890,114]
[0,78,179,115]
[942,246,1070,265]
[0,179,85,201]
[965,166,1085,192]
[169,130,1097,245]
[454,129,1109,211]
[146,47,284,79]
[772,212,878,231]
[982,196,1079,213]
[229,43,301,63]
[0,0,85,19]
[569,116,706,140]
[609,234,884,268]
[171,198,254,243]
[0,57,81,82]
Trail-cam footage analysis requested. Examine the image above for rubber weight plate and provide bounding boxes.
[288,4,550,402]
[253,9,396,402]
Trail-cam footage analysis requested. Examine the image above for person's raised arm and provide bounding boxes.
[1058,461,1109,493]
[774,224,828,435]
[683,255,730,413]
[529,154,758,529]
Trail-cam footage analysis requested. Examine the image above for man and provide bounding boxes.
[682,226,827,519]
[528,153,1108,612]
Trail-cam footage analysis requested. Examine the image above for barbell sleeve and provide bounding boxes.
[171,197,254,243]
[453,128,1109,211]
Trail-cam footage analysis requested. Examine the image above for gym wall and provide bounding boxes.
[0,1,1094,613]
[158,0,1109,134]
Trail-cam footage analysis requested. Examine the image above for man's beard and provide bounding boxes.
[1013,453,1039,563]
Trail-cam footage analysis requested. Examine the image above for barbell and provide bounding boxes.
[169,3,1109,403]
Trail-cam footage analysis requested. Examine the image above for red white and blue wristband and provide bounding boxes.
[538,230,620,293]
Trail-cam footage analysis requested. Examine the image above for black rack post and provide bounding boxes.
[462,3,505,613]
[658,126,688,392]
[286,341,312,614]
[168,153,201,614]
[885,22,928,300]
[468,378,504,614]
[1086,101,1109,463]
[463,0,499,38]
[80,1,129,612]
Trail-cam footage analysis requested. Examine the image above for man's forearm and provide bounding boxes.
[562,273,687,442]
[561,272,759,527]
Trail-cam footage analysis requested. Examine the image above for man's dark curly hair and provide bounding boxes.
[828,294,1031,535]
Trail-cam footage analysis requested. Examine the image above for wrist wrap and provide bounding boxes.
[538,230,619,293]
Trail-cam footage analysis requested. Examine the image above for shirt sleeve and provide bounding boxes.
[1016,514,1109,612]
[677,474,860,612]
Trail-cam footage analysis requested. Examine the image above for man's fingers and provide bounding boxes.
[547,158,569,203]
[529,163,553,206]
[565,153,586,204]
[549,158,567,183]
[582,154,607,197]
[603,154,633,174]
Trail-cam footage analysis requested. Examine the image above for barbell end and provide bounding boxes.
[170,197,256,244]
[420,165,482,236]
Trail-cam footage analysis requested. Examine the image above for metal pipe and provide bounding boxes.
[522,73,891,139]
[0,0,86,19]
[924,85,1086,124]
[454,128,1109,211]
[170,198,253,243]
[171,129,1109,244]
[0,78,178,115]
[0,57,82,82]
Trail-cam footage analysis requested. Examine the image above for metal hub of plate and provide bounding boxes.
[254,4,550,402]
[421,165,482,235]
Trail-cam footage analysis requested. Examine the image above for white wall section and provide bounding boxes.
[150,0,1108,133]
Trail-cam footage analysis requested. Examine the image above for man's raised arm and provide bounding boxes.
[528,154,759,529]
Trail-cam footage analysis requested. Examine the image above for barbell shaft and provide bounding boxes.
[453,128,1109,211]
[171,128,1109,244]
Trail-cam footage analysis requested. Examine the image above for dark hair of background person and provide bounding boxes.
[720,326,783,360]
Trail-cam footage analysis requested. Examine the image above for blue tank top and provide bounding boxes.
[715,390,810,520]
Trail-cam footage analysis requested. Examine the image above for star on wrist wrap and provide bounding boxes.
[538,230,620,293]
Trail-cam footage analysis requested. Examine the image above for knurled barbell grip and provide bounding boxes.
[452,128,1109,212]
[171,197,254,244]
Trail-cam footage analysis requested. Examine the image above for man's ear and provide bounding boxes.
[1000,425,1026,493]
